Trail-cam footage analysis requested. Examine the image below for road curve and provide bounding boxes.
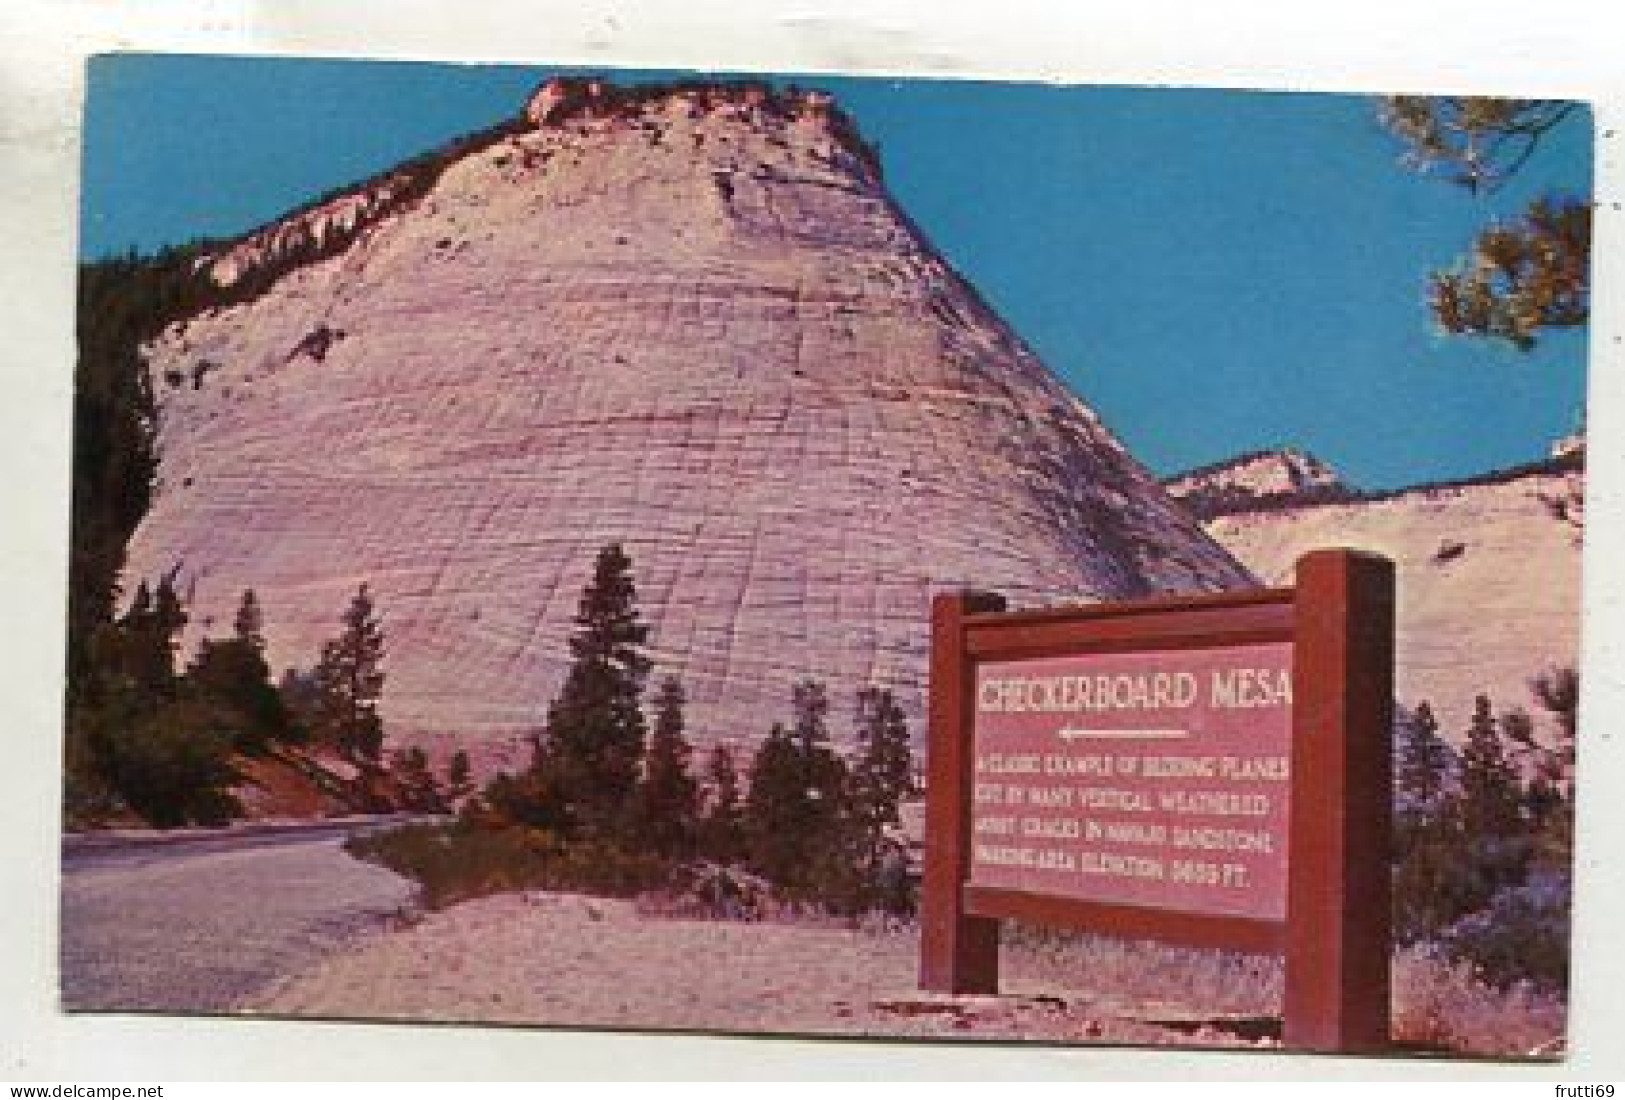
[60,820,417,1013]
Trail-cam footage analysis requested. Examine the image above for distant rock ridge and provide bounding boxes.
[1190,448,1582,741]
[123,77,1253,770]
[1164,448,1353,520]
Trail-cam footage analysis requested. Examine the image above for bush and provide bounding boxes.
[346,822,556,909]
[1439,869,1571,992]
[345,821,673,909]
[100,699,243,827]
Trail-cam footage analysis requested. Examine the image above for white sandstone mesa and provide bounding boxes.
[122,78,1252,775]
[1166,446,1583,740]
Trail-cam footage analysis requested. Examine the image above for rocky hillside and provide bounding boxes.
[1194,451,1583,738]
[1164,448,1354,519]
[121,78,1251,768]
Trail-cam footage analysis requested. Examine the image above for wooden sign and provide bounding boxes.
[919,549,1395,1053]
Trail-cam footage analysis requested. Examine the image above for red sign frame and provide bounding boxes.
[918,548,1395,1053]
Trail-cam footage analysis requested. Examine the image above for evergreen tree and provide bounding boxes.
[74,574,245,827]
[114,574,188,703]
[1527,666,1579,852]
[698,744,746,864]
[1530,666,1579,784]
[1459,694,1523,837]
[311,583,387,764]
[446,749,473,802]
[744,681,852,899]
[538,543,651,841]
[1392,700,1473,943]
[743,723,805,886]
[187,589,291,752]
[848,686,917,916]
[388,745,445,812]
[1396,701,1452,815]
[233,588,265,648]
[849,687,915,836]
[636,676,699,857]
[791,679,830,756]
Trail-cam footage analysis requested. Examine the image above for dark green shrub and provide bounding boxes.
[100,699,243,827]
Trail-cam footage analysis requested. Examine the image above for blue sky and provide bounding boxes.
[81,54,1593,490]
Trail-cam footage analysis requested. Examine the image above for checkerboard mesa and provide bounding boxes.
[123,78,1252,774]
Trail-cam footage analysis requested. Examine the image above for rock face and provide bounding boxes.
[1199,454,1583,740]
[123,79,1252,768]
[1164,448,1352,519]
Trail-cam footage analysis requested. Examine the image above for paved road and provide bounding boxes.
[60,819,417,1013]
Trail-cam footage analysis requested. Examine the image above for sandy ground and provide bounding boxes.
[244,891,1270,1047]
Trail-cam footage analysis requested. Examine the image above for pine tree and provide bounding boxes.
[636,675,700,857]
[1378,97,1588,351]
[698,744,746,864]
[743,723,805,886]
[446,749,473,802]
[188,589,290,752]
[389,745,445,812]
[233,588,265,649]
[848,686,917,915]
[1392,700,1470,943]
[1527,666,1579,853]
[791,679,830,756]
[1396,701,1452,815]
[115,574,188,703]
[849,686,915,835]
[1459,694,1523,837]
[311,583,387,764]
[744,681,852,899]
[1530,666,1578,785]
[538,543,651,841]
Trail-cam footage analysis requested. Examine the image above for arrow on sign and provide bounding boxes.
[1057,727,1189,741]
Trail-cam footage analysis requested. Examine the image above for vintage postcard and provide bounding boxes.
[63,52,1590,1058]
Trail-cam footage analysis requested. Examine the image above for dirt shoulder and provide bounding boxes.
[241,890,1272,1048]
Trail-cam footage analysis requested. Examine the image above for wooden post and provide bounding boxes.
[1285,549,1395,1052]
[919,589,1006,994]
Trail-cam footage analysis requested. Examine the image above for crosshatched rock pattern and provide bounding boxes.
[124,81,1253,766]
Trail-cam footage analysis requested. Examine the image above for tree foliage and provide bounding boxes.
[309,584,388,764]
[1396,701,1452,815]
[1458,694,1523,838]
[697,744,746,865]
[99,699,243,828]
[446,749,474,802]
[1379,97,1577,192]
[65,574,248,827]
[1390,681,1579,990]
[1428,197,1591,351]
[388,745,447,812]
[187,589,296,752]
[1378,96,1589,351]
[536,543,651,841]
[743,713,851,898]
[637,676,700,857]
[739,680,918,914]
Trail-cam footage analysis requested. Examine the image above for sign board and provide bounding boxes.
[969,643,1294,921]
[919,549,1395,1053]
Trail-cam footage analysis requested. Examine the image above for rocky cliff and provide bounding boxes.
[1197,452,1583,738]
[121,79,1252,769]
[1164,448,1354,519]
